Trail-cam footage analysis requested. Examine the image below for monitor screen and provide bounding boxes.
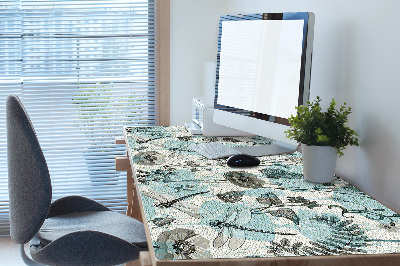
[213,12,314,149]
[217,19,304,119]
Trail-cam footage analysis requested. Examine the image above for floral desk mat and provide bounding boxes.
[124,126,400,260]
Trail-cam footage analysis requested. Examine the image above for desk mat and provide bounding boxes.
[125,126,400,260]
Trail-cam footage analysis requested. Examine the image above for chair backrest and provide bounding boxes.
[7,94,52,244]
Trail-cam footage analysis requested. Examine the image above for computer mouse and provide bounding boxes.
[226,154,260,167]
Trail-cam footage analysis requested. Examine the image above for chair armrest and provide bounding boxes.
[47,195,110,218]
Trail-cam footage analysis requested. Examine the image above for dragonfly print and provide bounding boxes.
[210,206,252,250]
[209,205,296,250]
[156,191,209,208]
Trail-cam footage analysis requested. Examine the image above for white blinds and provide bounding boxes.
[0,0,159,236]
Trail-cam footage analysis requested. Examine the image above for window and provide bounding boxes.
[0,0,169,236]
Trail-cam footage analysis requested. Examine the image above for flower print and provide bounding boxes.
[154,228,211,260]
[270,238,303,256]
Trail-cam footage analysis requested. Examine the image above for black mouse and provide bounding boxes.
[227,154,260,167]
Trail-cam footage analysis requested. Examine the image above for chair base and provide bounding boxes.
[20,244,45,266]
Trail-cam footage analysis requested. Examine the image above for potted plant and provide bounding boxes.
[285,96,359,183]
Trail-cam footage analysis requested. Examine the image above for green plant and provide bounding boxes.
[285,96,359,157]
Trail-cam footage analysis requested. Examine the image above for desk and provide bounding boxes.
[118,126,400,266]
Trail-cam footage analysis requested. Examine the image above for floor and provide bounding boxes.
[0,237,25,266]
[0,236,141,266]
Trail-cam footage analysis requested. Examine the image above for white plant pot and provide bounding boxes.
[301,144,338,183]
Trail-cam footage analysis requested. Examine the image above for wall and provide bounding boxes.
[170,0,400,213]
[170,0,228,124]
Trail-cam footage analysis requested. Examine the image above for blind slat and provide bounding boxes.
[0,0,159,236]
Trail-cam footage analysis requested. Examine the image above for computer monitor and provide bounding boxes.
[213,12,315,156]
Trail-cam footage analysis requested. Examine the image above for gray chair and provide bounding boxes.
[7,94,148,266]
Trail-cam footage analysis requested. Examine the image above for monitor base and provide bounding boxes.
[233,142,299,157]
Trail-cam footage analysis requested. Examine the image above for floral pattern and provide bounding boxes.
[125,126,400,260]
[154,228,211,260]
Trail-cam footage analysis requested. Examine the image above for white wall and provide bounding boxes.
[170,0,400,213]
[170,0,228,124]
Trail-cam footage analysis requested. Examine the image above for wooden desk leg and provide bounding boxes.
[115,155,142,222]
[124,252,151,266]
[127,168,134,218]
[124,259,140,266]
[139,252,152,266]
[128,169,143,222]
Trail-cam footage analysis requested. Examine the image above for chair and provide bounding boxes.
[6,94,148,265]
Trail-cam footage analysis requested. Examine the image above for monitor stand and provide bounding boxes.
[233,141,299,157]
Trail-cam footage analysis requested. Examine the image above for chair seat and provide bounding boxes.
[37,211,147,248]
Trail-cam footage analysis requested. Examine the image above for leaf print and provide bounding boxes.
[224,171,265,188]
[299,212,368,255]
[265,208,300,225]
[256,192,284,207]
[132,151,166,165]
[151,217,175,227]
[262,167,301,179]
[287,196,320,209]
[217,191,244,203]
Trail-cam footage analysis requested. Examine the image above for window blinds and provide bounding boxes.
[0,0,159,236]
